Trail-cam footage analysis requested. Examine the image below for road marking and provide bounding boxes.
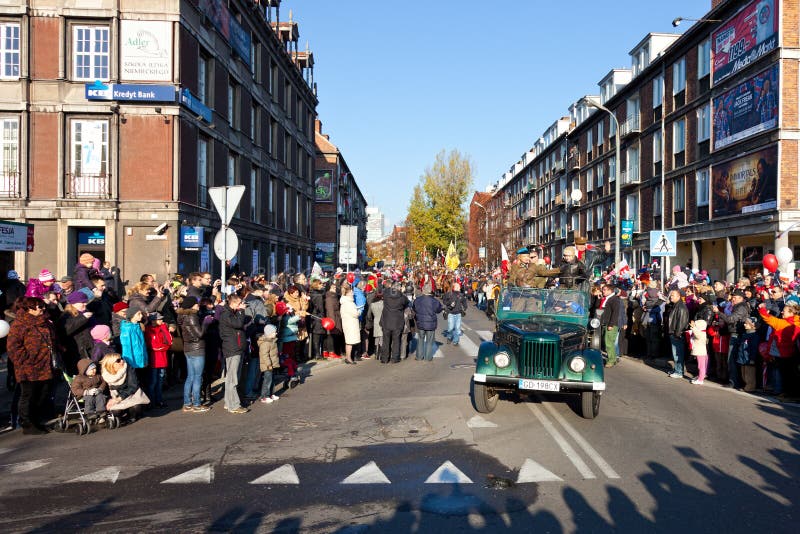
[466,415,498,428]
[0,447,15,456]
[425,461,473,484]
[475,330,494,342]
[541,401,620,479]
[526,404,596,479]
[250,464,300,484]
[341,461,391,484]
[0,459,51,474]
[456,333,480,356]
[68,467,121,484]
[517,458,563,483]
[162,464,214,484]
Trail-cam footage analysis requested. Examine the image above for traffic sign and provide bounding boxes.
[208,185,245,225]
[213,227,238,261]
[650,230,677,257]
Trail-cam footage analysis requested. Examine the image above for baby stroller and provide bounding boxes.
[57,372,121,435]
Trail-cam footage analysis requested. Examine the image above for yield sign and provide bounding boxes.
[208,185,245,225]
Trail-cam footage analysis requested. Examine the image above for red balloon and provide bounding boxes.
[543,256,551,265]
[763,254,779,273]
[321,317,335,331]
[346,272,356,284]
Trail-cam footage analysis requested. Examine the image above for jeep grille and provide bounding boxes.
[520,339,559,379]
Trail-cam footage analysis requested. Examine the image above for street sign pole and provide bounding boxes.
[209,185,245,296]
[221,193,226,288]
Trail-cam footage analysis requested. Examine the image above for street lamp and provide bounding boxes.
[472,201,489,269]
[671,17,720,27]
[584,97,621,267]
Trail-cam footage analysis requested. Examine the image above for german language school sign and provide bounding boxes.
[712,145,777,218]
[712,0,778,84]
[713,63,778,150]
[0,220,34,252]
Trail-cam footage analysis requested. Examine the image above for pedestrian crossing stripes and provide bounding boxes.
[0,459,51,474]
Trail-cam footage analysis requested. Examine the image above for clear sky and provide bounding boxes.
[285,0,715,233]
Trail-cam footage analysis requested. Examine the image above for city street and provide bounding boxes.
[0,307,798,533]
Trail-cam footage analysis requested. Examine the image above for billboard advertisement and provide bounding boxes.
[712,144,777,217]
[713,63,778,150]
[712,0,778,84]
[314,170,333,202]
[120,20,173,82]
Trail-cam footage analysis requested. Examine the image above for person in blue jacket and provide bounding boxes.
[412,287,443,361]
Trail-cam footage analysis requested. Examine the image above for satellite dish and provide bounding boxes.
[570,189,583,202]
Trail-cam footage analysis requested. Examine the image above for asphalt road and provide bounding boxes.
[0,306,798,533]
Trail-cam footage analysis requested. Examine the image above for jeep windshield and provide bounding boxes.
[496,287,589,324]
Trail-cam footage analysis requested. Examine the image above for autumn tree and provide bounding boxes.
[406,150,474,261]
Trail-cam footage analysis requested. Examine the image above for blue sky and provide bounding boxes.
[286,0,713,233]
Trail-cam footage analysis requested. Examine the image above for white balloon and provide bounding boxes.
[776,246,793,266]
[0,320,9,339]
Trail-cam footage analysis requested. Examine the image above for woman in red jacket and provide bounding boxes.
[145,312,172,408]
[758,302,800,398]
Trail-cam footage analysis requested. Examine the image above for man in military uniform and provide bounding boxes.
[508,247,558,288]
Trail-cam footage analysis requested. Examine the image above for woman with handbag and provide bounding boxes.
[6,296,54,435]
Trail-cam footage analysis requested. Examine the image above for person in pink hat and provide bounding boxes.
[25,269,56,299]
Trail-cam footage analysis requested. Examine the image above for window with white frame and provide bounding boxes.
[673,57,686,94]
[674,177,685,211]
[586,208,593,230]
[71,119,108,176]
[627,146,639,181]
[73,25,110,81]
[653,130,662,163]
[609,115,617,136]
[198,53,209,105]
[587,129,593,152]
[596,206,604,229]
[610,200,616,226]
[197,137,208,205]
[697,103,711,142]
[609,155,616,182]
[250,167,257,219]
[698,39,711,79]
[597,121,603,146]
[571,212,579,232]
[227,154,236,186]
[0,22,20,79]
[653,74,663,107]
[653,184,662,216]
[626,193,639,232]
[1,117,19,174]
[586,168,593,192]
[673,119,686,153]
[227,80,237,127]
[250,107,256,140]
[596,164,604,188]
[696,168,710,206]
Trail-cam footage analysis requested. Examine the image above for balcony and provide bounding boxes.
[65,173,111,199]
[620,115,641,138]
[569,154,580,171]
[554,159,565,173]
[620,166,640,186]
[554,192,563,205]
[0,171,21,198]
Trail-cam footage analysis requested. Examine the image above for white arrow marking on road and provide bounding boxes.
[517,458,563,483]
[0,459,51,474]
[249,464,300,484]
[466,415,498,428]
[0,447,15,456]
[341,461,391,484]
[476,330,494,342]
[425,461,473,484]
[68,467,121,484]
[161,464,214,484]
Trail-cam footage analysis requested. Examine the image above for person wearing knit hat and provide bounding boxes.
[90,324,115,362]
[112,302,128,314]
[38,269,55,283]
[90,324,111,341]
[7,269,19,280]
[66,291,89,305]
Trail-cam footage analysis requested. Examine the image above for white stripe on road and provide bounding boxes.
[526,404,596,479]
[68,467,121,484]
[475,330,494,342]
[162,464,214,484]
[0,459,51,474]
[541,400,620,479]
[466,415,498,428]
[250,464,300,484]
[341,461,391,484]
[0,447,15,456]
[517,458,563,483]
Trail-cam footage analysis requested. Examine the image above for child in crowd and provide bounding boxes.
[257,324,280,404]
[90,324,116,363]
[145,313,173,408]
[689,319,708,385]
[71,359,107,417]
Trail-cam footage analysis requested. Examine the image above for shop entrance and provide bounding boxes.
[74,227,106,265]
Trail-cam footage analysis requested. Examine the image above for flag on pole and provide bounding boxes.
[500,243,510,276]
[311,261,323,279]
[445,241,460,271]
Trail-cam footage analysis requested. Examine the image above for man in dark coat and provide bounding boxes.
[558,247,587,289]
[218,294,251,413]
[665,289,689,378]
[412,288,443,361]
[380,283,409,363]
[599,284,626,367]
[715,289,751,388]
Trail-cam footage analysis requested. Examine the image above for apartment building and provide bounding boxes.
[0,0,318,282]
[484,0,796,282]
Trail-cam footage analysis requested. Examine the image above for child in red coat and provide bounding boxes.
[145,313,173,407]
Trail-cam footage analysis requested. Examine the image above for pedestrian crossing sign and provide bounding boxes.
[650,230,677,257]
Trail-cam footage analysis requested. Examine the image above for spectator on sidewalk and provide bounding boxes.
[218,293,250,414]
[665,289,689,379]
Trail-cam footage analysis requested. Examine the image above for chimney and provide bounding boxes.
[315,119,322,133]
[711,0,725,8]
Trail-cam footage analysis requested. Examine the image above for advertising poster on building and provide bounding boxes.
[713,63,778,150]
[199,0,230,39]
[712,145,777,217]
[621,219,634,247]
[76,120,106,175]
[120,21,172,81]
[315,243,335,268]
[712,0,778,84]
[314,170,333,202]
[200,244,210,272]
[0,220,34,251]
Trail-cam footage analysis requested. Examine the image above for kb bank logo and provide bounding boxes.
[85,80,112,100]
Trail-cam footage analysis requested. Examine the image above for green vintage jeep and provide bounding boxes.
[471,287,605,419]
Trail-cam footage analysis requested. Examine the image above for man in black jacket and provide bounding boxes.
[218,293,251,413]
[380,283,408,363]
[665,289,689,378]
[442,282,468,346]
[715,289,750,388]
[599,284,626,367]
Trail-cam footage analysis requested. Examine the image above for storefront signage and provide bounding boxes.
[180,226,204,250]
[713,63,778,150]
[78,230,105,246]
[713,0,778,84]
[198,0,251,64]
[712,144,778,217]
[180,89,213,123]
[621,220,634,247]
[0,220,34,252]
[85,81,176,102]
[314,170,333,202]
[120,20,173,82]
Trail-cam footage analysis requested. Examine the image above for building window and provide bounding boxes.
[697,103,711,142]
[268,176,275,225]
[626,193,639,232]
[73,25,110,81]
[282,186,288,228]
[696,169,709,207]
[609,115,616,137]
[198,137,208,207]
[609,155,616,182]
[69,119,109,197]
[653,185,662,216]
[653,129,662,163]
[0,117,19,196]
[596,206,604,229]
[586,208,593,230]
[673,119,686,153]
[597,121,603,146]
[571,212,579,232]
[227,80,238,128]
[227,153,236,186]
[587,130,593,152]
[250,167,257,220]
[672,57,686,95]
[627,146,639,182]
[596,164,604,189]
[653,74,663,107]
[250,106,256,141]
[0,22,20,79]
[586,168,593,192]
[674,177,685,211]
[698,39,711,79]
[198,52,210,105]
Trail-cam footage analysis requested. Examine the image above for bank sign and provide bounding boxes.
[180,226,204,251]
[713,0,778,84]
[85,81,176,102]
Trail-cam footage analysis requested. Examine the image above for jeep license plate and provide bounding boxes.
[518,379,560,392]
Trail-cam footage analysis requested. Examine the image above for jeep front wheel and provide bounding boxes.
[580,391,601,419]
[472,380,498,413]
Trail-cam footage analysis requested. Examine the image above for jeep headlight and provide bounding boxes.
[589,318,601,329]
[493,351,511,368]
[569,357,586,373]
